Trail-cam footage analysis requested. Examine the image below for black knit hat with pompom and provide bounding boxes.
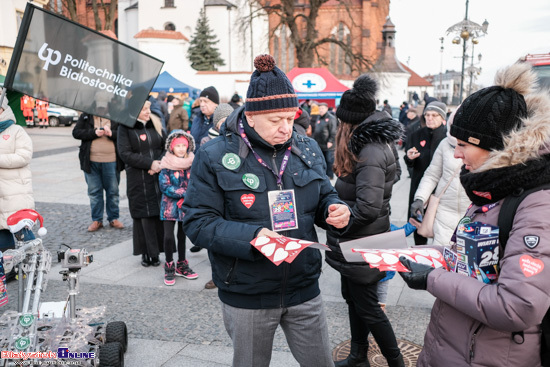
[245,54,298,116]
[336,74,378,124]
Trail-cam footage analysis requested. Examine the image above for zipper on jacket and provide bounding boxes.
[224,258,238,285]
[469,324,482,361]
[135,128,151,215]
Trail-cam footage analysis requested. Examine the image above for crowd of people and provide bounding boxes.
[2,56,550,367]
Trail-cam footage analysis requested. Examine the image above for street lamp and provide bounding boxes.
[467,52,482,95]
[446,0,488,103]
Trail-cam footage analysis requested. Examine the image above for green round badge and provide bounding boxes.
[242,173,260,190]
[222,153,241,170]
[15,336,31,350]
[459,216,471,225]
[19,314,34,328]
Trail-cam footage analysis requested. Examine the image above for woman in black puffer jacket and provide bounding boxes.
[327,75,405,367]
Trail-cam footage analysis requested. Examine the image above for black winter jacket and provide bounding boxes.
[403,124,447,206]
[72,113,124,173]
[326,111,403,285]
[182,106,351,309]
[312,112,337,151]
[117,119,166,218]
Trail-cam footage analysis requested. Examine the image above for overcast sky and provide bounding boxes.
[389,0,550,87]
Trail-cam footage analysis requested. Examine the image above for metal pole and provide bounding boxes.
[0,87,7,110]
[458,0,470,103]
[439,37,444,101]
[468,43,475,96]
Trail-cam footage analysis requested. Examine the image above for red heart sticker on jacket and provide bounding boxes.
[174,171,179,179]
[420,140,426,147]
[520,255,544,277]
[241,194,255,209]
[2,135,9,140]
[140,134,147,141]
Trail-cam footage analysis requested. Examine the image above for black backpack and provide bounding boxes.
[498,184,550,366]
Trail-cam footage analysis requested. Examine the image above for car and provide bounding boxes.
[34,103,80,127]
[520,53,550,90]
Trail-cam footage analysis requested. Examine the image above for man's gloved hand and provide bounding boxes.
[398,256,434,290]
[410,199,424,219]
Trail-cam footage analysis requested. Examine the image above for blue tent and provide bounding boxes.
[152,71,200,95]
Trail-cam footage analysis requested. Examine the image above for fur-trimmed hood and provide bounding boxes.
[165,129,196,153]
[349,110,403,156]
[476,63,550,172]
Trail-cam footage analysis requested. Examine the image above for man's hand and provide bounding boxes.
[326,204,351,229]
[398,256,434,290]
[95,128,105,137]
[150,160,162,173]
[257,228,282,238]
[327,142,333,149]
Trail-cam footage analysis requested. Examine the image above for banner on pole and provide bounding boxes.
[4,3,164,127]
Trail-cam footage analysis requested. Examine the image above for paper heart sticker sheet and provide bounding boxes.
[250,236,330,266]
[351,248,448,272]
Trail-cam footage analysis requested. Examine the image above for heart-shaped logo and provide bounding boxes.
[174,171,179,179]
[520,255,544,277]
[260,242,276,257]
[255,236,270,247]
[241,194,255,209]
[420,140,426,147]
[273,248,289,262]
[139,134,147,141]
[285,241,301,251]
[2,135,9,140]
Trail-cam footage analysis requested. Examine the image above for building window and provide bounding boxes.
[164,22,176,31]
[331,23,351,76]
[164,0,175,8]
[272,25,294,72]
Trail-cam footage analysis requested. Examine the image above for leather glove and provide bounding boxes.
[399,256,434,290]
[410,199,424,219]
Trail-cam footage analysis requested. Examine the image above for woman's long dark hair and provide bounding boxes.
[333,121,358,177]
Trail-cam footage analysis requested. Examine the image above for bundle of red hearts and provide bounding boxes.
[251,236,330,266]
[351,248,448,272]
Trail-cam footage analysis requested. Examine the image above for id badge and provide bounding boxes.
[268,189,298,232]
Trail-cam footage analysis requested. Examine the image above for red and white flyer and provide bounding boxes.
[251,236,330,266]
[351,248,448,272]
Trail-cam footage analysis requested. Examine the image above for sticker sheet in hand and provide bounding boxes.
[351,248,448,272]
[251,236,330,266]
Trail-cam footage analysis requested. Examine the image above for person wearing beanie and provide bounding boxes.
[399,62,550,366]
[190,85,219,149]
[292,107,311,136]
[409,108,470,247]
[404,100,447,245]
[182,54,351,367]
[159,130,198,285]
[228,93,242,110]
[0,97,35,249]
[328,73,406,367]
[312,102,338,179]
[199,103,234,148]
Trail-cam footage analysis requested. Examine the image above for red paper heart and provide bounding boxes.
[420,140,426,147]
[139,134,147,141]
[241,194,255,209]
[2,135,9,140]
[174,171,179,179]
[520,255,544,277]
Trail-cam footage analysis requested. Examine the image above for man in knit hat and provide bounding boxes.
[182,54,351,367]
[190,86,219,149]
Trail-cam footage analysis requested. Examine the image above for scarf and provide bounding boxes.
[460,155,550,206]
[160,152,194,171]
[0,120,14,133]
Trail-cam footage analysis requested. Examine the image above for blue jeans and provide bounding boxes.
[323,150,334,179]
[84,161,120,222]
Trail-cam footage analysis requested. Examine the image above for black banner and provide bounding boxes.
[4,3,163,127]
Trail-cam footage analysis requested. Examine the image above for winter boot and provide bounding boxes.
[386,352,405,367]
[335,342,370,367]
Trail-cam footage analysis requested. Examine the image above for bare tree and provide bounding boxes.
[91,0,103,31]
[61,0,78,22]
[59,0,117,31]
[248,0,375,73]
[102,0,118,31]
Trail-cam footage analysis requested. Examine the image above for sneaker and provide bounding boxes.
[87,221,103,232]
[189,245,202,253]
[175,260,198,280]
[164,262,175,286]
[109,219,124,229]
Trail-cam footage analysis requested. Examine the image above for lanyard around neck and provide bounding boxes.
[238,119,291,187]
